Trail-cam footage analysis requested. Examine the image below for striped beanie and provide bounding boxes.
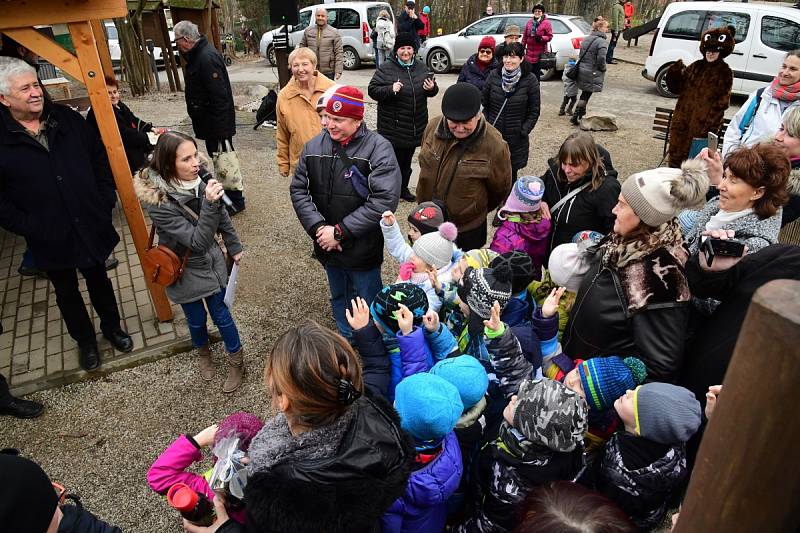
[326,86,365,120]
[578,356,647,411]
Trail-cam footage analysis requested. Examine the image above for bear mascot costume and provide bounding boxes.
[665,26,735,167]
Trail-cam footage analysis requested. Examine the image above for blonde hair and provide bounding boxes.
[783,106,800,139]
[378,9,390,19]
[288,47,317,68]
[592,16,608,31]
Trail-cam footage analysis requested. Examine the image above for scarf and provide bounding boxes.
[601,219,684,268]
[771,78,800,102]
[170,176,202,198]
[476,56,492,70]
[501,66,522,94]
[705,207,753,232]
[398,57,415,67]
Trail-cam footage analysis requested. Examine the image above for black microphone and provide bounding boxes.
[198,167,236,212]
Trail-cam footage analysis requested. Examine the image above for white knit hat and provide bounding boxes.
[621,159,709,227]
[412,222,458,269]
[549,243,588,293]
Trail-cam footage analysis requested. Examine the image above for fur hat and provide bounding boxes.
[214,411,265,453]
[578,357,647,411]
[442,82,482,121]
[462,248,499,270]
[491,251,536,295]
[457,265,513,319]
[430,355,489,409]
[408,202,445,235]
[513,379,588,452]
[634,383,702,445]
[326,86,365,121]
[478,36,496,52]
[0,453,59,533]
[370,283,429,335]
[412,222,458,269]
[394,373,463,441]
[699,26,736,58]
[621,159,709,227]
[394,32,418,54]
[500,175,545,215]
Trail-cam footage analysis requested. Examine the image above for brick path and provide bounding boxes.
[0,206,190,395]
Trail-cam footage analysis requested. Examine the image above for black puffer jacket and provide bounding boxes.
[86,101,152,173]
[368,58,438,148]
[457,53,497,91]
[541,146,620,257]
[183,36,236,140]
[482,69,540,171]
[290,123,400,270]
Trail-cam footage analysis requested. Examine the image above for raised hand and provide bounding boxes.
[483,301,503,333]
[422,309,440,333]
[542,287,566,318]
[382,210,396,226]
[345,297,371,331]
[396,303,414,335]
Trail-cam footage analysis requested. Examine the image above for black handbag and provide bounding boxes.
[538,44,556,71]
[566,46,587,81]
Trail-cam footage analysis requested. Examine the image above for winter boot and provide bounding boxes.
[222,350,244,394]
[558,96,569,116]
[570,101,587,126]
[197,344,214,381]
[565,96,577,116]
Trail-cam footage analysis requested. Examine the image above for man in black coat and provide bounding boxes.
[0,57,132,371]
[397,2,424,49]
[173,20,244,211]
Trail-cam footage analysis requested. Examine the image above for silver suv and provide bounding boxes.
[260,1,394,70]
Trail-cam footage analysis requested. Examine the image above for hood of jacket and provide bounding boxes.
[183,35,210,63]
[456,396,487,428]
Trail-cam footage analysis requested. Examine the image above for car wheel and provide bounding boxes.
[343,46,361,70]
[655,65,677,98]
[267,46,277,66]
[540,67,556,81]
[427,48,451,74]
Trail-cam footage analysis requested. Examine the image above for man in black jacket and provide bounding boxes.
[0,58,132,372]
[397,1,424,49]
[290,86,400,342]
[173,20,244,211]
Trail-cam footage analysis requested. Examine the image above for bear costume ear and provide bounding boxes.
[726,25,736,38]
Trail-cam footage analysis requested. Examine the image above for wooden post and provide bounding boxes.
[153,8,177,92]
[89,19,115,82]
[67,20,173,322]
[3,27,83,80]
[675,279,800,532]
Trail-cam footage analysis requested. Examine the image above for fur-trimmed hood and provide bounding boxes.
[133,152,212,206]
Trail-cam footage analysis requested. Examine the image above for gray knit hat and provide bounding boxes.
[634,383,702,445]
[513,379,588,452]
[412,222,458,269]
[621,159,709,227]
[457,265,513,319]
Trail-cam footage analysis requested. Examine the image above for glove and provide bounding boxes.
[535,35,543,43]
[398,261,416,281]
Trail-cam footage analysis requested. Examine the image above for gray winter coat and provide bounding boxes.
[134,168,242,305]
[576,31,607,93]
[685,197,782,257]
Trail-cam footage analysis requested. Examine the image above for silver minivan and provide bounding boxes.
[259,2,394,70]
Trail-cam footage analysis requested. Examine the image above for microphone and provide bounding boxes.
[198,167,237,212]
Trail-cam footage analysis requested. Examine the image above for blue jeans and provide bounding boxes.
[325,265,382,341]
[606,31,619,63]
[180,291,242,354]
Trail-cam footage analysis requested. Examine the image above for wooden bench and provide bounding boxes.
[652,107,731,160]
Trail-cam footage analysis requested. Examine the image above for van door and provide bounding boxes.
[289,9,312,47]
[701,10,754,93]
[744,11,800,94]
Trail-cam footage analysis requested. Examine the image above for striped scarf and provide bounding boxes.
[501,66,522,94]
[771,77,800,102]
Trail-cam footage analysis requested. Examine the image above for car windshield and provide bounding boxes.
[570,17,591,34]
[106,25,118,40]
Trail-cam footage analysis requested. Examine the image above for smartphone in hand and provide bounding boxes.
[708,131,719,154]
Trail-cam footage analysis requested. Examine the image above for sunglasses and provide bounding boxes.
[479,48,493,54]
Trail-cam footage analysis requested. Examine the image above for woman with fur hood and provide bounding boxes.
[134,132,245,393]
[774,106,800,228]
[562,160,710,383]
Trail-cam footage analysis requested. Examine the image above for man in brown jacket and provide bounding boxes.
[300,7,344,81]
[416,82,513,250]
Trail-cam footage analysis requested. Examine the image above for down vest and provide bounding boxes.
[576,31,608,93]
[482,69,541,171]
[290,123,401,270]
[183,36,236,141]
[368,58,439,148]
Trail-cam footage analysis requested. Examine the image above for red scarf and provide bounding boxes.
[771,77,800,102]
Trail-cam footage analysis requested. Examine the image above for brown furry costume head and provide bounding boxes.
[699,26,736,59]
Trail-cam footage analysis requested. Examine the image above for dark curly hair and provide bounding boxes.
[724,143,790,219]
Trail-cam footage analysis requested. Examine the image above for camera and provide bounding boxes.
[702,237,745,266]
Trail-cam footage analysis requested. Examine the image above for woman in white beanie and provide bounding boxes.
[561,160,709,382]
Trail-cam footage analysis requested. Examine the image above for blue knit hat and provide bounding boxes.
[370,283,429,335]
[394,373,463,441]
[578,356,647,411]
[430,355,488,410]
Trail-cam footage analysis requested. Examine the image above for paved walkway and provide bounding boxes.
[0,206,190,396]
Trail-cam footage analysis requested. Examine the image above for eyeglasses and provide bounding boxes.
[479,48,493,54]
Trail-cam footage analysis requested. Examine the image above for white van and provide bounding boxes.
[259,2,394,70]
[643,1,800,97]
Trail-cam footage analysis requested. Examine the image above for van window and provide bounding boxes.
[507,16,531,32]
[330,8,360,30]
[702,12,749,43]
[367,6,392,28]
[465,17,504,36]
[761,15,800,52]
[296,10,311,29]
[663,10,706,40]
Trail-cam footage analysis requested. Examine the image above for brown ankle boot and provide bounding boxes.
[223,350,244,394]
[197,344,214,381]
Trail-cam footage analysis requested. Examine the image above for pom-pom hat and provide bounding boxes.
[394,373,463,441]
[413,222,458,269]
[214,411,264,453]
[326,86,365,121]
[316,84,343,111]
[430,355,489,409]
[578,356,647,411]
[500,175,545,215]
[458,265,513,319]
[370,283,429,335]
[491,251,535,295]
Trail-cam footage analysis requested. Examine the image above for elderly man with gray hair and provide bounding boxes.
[0,57,132,372]
[173,20,244,211]
[299,7,344,81]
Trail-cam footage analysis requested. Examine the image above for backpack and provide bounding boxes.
[379,20,395,50]
[253,89,278,129]
[738,86,766,134]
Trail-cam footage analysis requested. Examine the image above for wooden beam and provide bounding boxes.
[2,28,82,81]
[67,20,173,322]
[0,0,127,29]
[675,279,800,532]
[90,19,116,82]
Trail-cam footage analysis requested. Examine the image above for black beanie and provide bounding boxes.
[0,453,58,533]
[442,82,482,121]
[491,251,536,295]
[394,32,418,54]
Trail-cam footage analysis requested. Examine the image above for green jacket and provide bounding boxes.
[611,2,625,32]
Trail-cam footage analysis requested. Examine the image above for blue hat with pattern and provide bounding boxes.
[578,356,647,411]
[370,283,429,335]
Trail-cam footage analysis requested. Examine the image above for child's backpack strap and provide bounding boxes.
[738,86,767,135]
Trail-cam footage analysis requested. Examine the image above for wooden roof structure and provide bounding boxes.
[1,0,173,321]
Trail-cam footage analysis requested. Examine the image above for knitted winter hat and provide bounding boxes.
[633,383,702,445]
[423,5,431,14]
[394,373,463,441]
[620,159,709,227]
[513,379,588,452]
[214,411,265,453]
[463,248,499,270]
[316,83,343,111]
[394,32,418,54]
[408,202,445,235]
[578,356,647,411]
[0,453,58,533]
[457,265,513,320]
[370,283,429,334]
[430,355,489,409]
[442,82,482,121]
[478,36,496,52]
[326,86,365,121]
[491,251,535,295]
[412,222,458,269]
[500,176,545,215]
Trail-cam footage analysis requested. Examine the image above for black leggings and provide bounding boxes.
[393,146,416,191]
[579,91,593,103]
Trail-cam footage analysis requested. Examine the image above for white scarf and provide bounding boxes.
[171,176,202,196]
[705,207,753,232]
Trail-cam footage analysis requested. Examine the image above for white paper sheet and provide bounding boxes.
[224,263,239,309]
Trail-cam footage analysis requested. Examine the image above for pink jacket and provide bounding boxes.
[522,16,553,64]
[147,435,247,524]
[490,216,551,274]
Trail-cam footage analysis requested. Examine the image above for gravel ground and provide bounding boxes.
[0,59,731,531]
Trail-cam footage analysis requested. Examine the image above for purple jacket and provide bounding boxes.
[381,431,463,533]
[147,435,247,524]
[490,217,551,276]
[397,326,435,377]
[522,16,553,64]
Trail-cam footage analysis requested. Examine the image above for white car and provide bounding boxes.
[105,21,174,66]
[419,13,591,80]
[643,1,800,97]
[259,1,393,70]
